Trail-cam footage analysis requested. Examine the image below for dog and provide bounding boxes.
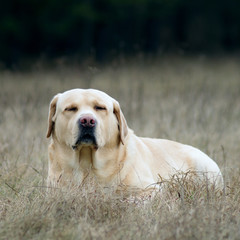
[46,88,223,192]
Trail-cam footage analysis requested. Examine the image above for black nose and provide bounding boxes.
[79,115,96,128]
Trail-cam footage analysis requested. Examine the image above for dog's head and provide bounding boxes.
[46,89,128,150]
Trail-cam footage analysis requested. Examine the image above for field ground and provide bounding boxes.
[1,56,240,239]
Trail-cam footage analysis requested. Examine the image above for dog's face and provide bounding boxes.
[46,89,128,149]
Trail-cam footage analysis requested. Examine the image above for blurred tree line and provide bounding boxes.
[1,0,240,66]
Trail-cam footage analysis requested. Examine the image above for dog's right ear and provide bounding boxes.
[46,94,59,138]
[113,100,128,145]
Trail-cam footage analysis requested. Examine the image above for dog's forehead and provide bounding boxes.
[58,89,114,107]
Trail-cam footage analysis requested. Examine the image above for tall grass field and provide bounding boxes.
[1,56,240,239]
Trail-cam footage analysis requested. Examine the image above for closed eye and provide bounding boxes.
[94,106,106,111]
[65,107,78,112]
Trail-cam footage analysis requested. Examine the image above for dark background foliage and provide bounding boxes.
[1,0,240,66]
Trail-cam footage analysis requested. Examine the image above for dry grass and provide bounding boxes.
[1,55,240,239]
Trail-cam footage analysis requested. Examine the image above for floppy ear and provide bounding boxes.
[46,94,59,138]
[113,100,128,145]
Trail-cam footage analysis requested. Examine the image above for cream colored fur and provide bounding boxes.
[46,89,223,191]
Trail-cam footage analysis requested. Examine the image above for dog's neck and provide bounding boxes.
[50,134,128,186]
[90,142,127,185]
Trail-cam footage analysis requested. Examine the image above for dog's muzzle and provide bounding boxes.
[72,115,98,150]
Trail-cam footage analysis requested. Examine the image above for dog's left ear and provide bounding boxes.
[113,100,128,145]
[46,94,59,138]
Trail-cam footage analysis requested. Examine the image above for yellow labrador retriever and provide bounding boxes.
[46,89,223,191]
